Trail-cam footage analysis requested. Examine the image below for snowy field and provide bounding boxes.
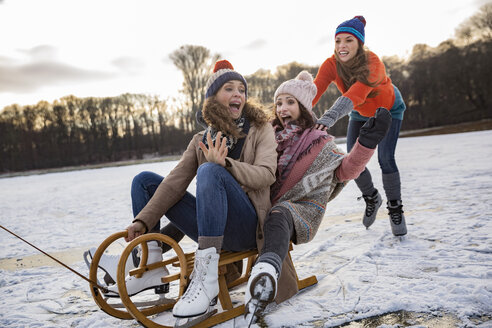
[0,130,491,328]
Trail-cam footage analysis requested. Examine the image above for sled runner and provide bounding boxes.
[87,231,317,327]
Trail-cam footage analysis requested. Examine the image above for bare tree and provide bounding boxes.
[456,3,492,41]
[246,69,276,105]
[169,45,220,132]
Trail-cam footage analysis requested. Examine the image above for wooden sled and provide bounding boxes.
[88,231,317,327]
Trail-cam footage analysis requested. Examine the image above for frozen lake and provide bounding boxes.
[1,130,491,327]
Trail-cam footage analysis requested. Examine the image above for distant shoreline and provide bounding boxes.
[399,118,492,138]
[2,119,491,179]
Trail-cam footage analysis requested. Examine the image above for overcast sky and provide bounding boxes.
[0,0,489,110]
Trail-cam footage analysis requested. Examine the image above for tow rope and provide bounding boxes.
[0,224,108,293]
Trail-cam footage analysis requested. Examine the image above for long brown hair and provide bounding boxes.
[335,41,380,98]
[270,100,314,130]
[202,97,269,139]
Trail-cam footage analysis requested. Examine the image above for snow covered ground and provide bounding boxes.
[0,130,491,328]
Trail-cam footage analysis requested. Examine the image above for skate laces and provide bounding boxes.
[181,255,210,301]
[388,202,404,225]
[361,192,379,216]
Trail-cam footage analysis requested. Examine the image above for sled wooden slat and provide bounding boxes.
[298,275,318,290]
[128,259,167,277]
[191,305,245,328]
[217,267,233,310]
[218,249,258,265]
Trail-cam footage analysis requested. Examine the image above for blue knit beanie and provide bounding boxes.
[205,60,248,99]
[335,16,366,44]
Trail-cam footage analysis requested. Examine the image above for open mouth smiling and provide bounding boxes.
[281,115,292,124]
[229,102,242,115]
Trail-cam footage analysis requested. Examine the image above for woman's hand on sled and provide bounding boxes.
[125,221,146,242]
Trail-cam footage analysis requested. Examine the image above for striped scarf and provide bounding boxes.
[202,117,249,160]
[271,123,329,201]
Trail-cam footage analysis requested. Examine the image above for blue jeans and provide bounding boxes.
[346,118,402,199]
[131,163,258,252]
[346,118,402,174]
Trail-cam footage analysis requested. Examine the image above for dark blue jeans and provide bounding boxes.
[346,118,402,198]
[131,163,258,252]
[347,118,402,174]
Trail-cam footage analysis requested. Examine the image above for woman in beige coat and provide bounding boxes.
[96,60,277,321]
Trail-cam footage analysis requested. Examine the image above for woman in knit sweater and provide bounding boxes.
[313,16,407,237]
[244,71,392,324]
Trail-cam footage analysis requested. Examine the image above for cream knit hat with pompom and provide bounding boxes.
[274,71,317,114]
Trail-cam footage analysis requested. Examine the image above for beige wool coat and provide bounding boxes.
[134,122,277,234]
[133,121,303,302]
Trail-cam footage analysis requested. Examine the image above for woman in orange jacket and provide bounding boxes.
[313,16,407,236]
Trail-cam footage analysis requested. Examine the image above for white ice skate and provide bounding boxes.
[244,262,278,327]
[85,241,170,298]
[84,246,139,285]
[173,247,220,328]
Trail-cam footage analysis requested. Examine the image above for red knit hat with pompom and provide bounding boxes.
[213,60,233,72]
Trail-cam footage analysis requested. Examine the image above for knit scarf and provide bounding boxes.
[202,117,250,160]
[271,123,330,202]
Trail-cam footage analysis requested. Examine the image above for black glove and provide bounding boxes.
[358,107,392,149]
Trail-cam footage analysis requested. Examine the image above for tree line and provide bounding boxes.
[0,94,195,172]
[1,4,491,173]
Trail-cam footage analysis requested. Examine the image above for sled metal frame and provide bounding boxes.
[88,231,318,327]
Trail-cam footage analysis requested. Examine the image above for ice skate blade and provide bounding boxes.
[83,250,92,270]
[245,278,273,328]
[245,298,269,328]
[83,250,109,288]
[245,299,259,328]
[174,309,217,328]
[84,248,116,285]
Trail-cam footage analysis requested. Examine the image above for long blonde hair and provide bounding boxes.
[335,41,380,98]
